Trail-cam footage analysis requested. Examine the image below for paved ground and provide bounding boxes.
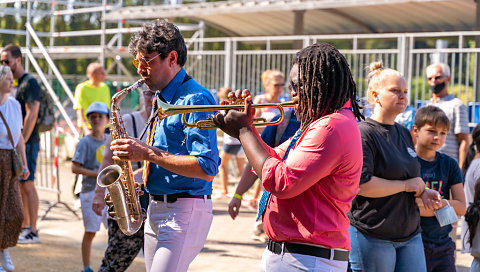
[8,158,474,271]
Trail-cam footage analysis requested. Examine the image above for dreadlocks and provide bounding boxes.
[293,43,363,129]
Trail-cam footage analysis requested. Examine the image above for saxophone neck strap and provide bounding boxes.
[139,73,191,141]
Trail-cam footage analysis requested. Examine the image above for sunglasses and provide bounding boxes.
[427,75,444,81]
[132,54,160,69]
[1,60,9,65]
[290,80,299,92]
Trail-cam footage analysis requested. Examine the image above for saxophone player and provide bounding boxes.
[92,87,154,272]
[110,19,220,272]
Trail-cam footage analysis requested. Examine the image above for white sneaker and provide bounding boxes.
[17,226,31,242]
[0,265,6,272]
[17,230,40,244]
[1,250,14,271]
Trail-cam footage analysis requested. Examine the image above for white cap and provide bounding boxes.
[86,102,109,117]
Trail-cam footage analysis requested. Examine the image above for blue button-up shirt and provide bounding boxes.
[147,68,220,195]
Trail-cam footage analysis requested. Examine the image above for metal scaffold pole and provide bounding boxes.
[476,0,480,102]
[25,0,32,72]
[100,0,107,67]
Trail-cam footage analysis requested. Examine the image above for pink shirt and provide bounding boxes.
[261,101,362,250]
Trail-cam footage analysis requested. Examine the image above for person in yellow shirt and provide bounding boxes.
[74,62,111,135]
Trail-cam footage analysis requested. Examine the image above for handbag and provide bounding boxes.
[0,110,24,177]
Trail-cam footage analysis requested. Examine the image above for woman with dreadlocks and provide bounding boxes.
[213,43,363,271]
[347,61,441,272]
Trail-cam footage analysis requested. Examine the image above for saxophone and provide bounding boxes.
[97,79,146,236]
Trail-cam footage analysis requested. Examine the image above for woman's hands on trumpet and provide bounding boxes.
[213,89,256,139]
[213,89,272,179]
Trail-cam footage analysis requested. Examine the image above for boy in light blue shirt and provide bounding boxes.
[72,102,109,272]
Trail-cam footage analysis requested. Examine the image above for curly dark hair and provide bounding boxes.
[465,180,480,247]
[128,19,187,66]
[292,43,363,128]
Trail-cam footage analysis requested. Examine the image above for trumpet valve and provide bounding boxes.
[227,92,235,101]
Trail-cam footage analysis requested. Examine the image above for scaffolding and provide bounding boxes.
[0,0,206,219]
[0,0,206,136]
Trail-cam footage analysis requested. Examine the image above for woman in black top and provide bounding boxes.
[347,61,441,272]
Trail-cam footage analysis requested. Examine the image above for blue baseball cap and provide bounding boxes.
[86,102,109,117]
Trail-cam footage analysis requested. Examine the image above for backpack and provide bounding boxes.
[20,74,56,132]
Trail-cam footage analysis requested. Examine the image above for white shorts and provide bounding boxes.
[80,190,107,233]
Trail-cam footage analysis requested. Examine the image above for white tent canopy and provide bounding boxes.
[103,0,476,36]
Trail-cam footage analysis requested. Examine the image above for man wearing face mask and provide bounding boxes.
[426,63,469,169]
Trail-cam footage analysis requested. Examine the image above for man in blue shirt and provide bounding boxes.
[110,19,220,272]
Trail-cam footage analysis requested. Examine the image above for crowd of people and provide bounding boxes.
[1,18,480,272]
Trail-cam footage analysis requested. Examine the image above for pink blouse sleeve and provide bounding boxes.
[261,122,343,199]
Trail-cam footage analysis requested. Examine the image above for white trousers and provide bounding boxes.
[144,196,213,272]
[260,248,348,272]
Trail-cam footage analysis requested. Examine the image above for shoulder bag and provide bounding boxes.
[0,110,24,177]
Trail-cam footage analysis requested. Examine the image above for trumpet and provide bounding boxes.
[156,98,296,129]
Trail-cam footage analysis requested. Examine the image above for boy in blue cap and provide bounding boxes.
[72,101,109,272]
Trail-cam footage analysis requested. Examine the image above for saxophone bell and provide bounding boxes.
[97,165,146,228]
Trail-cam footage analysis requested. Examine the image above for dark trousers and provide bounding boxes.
[423,240,456,272]
[98,219,144,272]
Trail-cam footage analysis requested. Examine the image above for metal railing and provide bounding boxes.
[184,32,480,129]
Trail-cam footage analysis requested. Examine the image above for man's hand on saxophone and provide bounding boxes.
[111,136,151,162]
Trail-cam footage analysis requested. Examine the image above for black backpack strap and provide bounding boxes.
[19,73,33,87]
[17,73,33,97]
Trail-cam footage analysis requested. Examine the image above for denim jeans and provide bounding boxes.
[471,257,480,272]
[349,225,427,272]
[20,141,39,182]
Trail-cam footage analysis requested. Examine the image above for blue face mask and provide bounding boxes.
[430,82,446,94]
[434,201,458,227]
